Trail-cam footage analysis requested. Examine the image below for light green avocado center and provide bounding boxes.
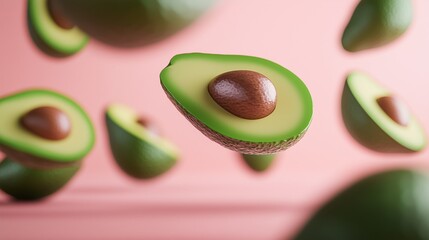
[28,0,88,54]
[106,104,179,158]
[347,72,426,150]
[160,53,313,143]
[0,90,95,163]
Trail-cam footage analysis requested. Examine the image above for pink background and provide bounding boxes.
[1,0,429,239]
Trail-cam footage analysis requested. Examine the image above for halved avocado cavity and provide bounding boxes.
[0,89,95,200]
[105,104,179,179]
[28,0,88,56]
[342,71,426,153]
[160,53,313,154]
[294,169,429,240]
[54,0,216,48]
[342,0,413,52]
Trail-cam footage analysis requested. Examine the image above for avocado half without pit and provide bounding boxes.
[53,0,216,48]
[27,0,88,56]
[0,89,95,200]
[342,0,413,52]
[294,169,429,240]
[105,104,179,179]
[341,71,427,153]
[160,53,313,171]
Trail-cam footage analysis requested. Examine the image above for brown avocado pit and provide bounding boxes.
[20,106,71,141]
[47,0,74,30]
[377,96,410,127]
[208,70,277,120]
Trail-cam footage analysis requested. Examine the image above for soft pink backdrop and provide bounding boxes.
[0,1,428,239]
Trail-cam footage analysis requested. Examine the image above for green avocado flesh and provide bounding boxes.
[105,104,178,179]
[294,169,429,240]
[56,0,215,48]
[28,0,88,55]
[342,72,426,152]
[161,53,313,145]
[342,0,413,52]
[0,89,95,164]
[0,157,79,200]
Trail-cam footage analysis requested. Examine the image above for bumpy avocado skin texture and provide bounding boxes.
[56,0,215,48]
[294,169,429,240]
[27,0,88,56]
[241,154,275,172]
[0,158,79,201]
[342,0,413,52]
[105,113,177,179]
[341,81,411,153]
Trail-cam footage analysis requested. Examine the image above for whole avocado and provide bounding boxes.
[294,169,429,240]
[56,0,216,48]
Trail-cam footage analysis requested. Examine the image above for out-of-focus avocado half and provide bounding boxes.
[55,0,216,48]
[160,53,313,155]
[27,0,88,56]
[0,89,95,200]
[105,104,179,179]
[241,154,276,172]
[342,71,426,153]
[342,0,413,52]
[294,169,429,240]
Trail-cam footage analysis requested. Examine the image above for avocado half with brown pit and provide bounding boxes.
[341,71,427,153]
[105,104,179,179]
[27,0,88,56]
[160,53,313,155]
[54,0,216,48]
[0,89,95,200]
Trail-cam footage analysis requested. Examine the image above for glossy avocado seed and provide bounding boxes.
[377,96,410,127]
[137,117,161,137]
[20,106,71,140]
[47,0,74,30]
[208,70,277,120]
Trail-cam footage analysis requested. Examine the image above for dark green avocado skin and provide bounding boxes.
[241,154,275,172]
[293,169,429,240]
[56,0,215,48]
[0,158,79,201]
[105,114,176,179]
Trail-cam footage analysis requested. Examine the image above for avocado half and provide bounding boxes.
[0,89,95,200]
[341,71,426,153]
[105,104,179,179]
[0,89,96,168]
[27,0,89,56]
[160,53,313,155]
[55,0,216,48]
[342,0,413,52]
[0,158,80,200]
[294,169,429,240]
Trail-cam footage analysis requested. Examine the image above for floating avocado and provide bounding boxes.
[342,0,413,52]
[55,0,216,48]
[293,169,429,240]
[105,104,179,179]
[27,0,89,56]
[160,53,313,155]
[0,89,95,200]
[341,71,426,153]
[0,158,79,200]
[241,154,276,172]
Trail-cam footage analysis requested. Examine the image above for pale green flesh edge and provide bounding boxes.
[106,104,179,158]
[347,71,427,151]
[29,0,88,54]
[160,53,313,143]
[0,90,95,162]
